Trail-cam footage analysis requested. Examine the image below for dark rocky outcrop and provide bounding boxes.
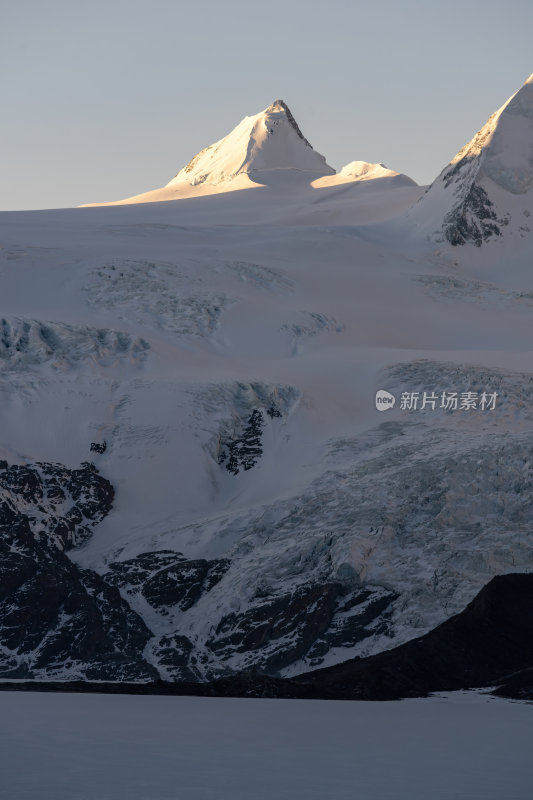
[305,586,398,664]
[207,583,341,672]
[5,573,531,700]
[151,634,199,682]
[0,460,114,550]
[206,583,397,674]
[105,551,231,613]
[215,402,284,475]
[90,441,107,454]
[0,459,155,680]
[218,409,264,474]
[443,179,509,246]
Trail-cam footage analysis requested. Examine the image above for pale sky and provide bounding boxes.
[2,0,532,210]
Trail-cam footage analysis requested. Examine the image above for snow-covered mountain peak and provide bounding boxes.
[449,72,533,186]
[340,161,387,178]
[338,161,414,181]
[83,100,335,206]
[166,100,334,189]
[263,99,313,146]
[410,72,533,245]
[312,160,417,191]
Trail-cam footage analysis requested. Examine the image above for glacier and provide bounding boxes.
[1,85,533,683]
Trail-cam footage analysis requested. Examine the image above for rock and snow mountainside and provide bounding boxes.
[2,79,533,686]
[411,73,533,246]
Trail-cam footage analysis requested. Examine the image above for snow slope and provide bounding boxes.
[1,80,533,682]
[1,691,531,800]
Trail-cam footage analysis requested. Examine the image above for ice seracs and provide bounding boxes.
[411,72,533,246]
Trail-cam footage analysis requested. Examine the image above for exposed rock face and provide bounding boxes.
[0,460,114,550]
[206,583,397,674]
[150,634,198,682]
[216,404,284,475]
[208,583,341,672]
[9,574,533,701]
[218,409,265,474]
[441,171,509,246]
[0,460,155,680]
[105,551,231,613]
[103,547,397,679]
[305,585,399,663]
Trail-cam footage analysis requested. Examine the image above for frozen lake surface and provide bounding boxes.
[1,690,531,799]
